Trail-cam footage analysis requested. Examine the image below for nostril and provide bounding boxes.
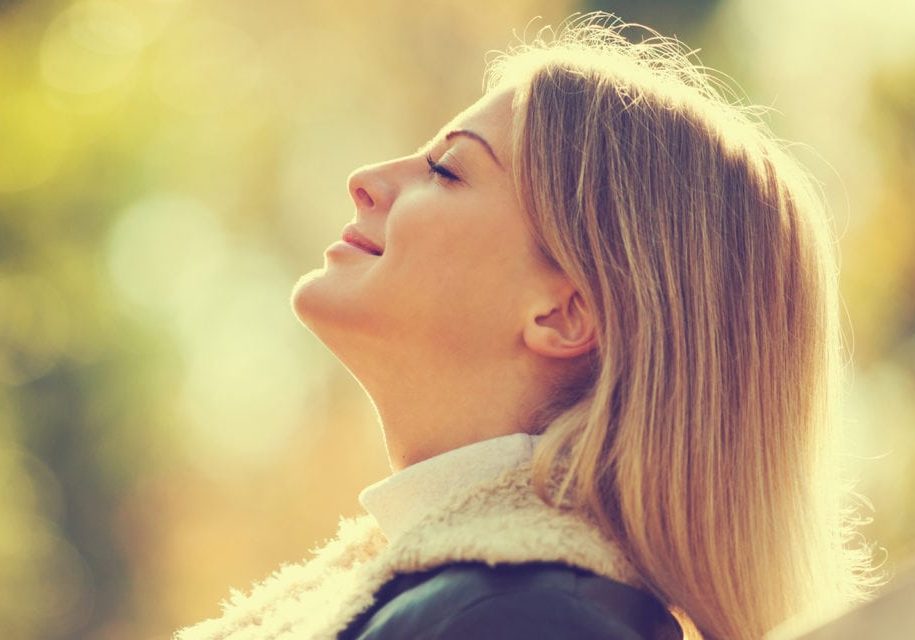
[355,187,374,207]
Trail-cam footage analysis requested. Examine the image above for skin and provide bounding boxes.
[291,86,596,471]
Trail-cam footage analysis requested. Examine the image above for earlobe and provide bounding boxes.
[522,291,597,360]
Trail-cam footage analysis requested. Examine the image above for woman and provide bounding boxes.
[176,14,882,640]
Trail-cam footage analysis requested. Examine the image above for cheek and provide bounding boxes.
[382,222,463,303]
[369,190,536,333]
[393,209,508,279]
[393,221,527,322]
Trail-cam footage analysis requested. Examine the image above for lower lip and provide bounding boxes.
[325,240,380,256]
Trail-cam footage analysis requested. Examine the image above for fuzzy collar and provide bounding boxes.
[174,461,643,640]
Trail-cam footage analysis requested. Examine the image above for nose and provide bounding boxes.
[347,162,396,215]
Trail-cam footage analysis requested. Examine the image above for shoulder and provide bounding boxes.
[342,561,682,640]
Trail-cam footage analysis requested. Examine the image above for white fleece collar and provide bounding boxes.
[174,451,647,640]
[358,432,544,543]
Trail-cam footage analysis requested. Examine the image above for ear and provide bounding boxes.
[522,284,597,360]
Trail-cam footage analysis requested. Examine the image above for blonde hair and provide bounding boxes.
[487,14,885,640]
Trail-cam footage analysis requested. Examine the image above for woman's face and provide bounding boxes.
[292,86,556,375]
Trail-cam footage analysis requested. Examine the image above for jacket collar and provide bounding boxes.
[175,461,645,640]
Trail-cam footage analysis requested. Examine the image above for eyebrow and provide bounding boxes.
[444,129,504,170]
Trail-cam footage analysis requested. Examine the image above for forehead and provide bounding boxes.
[437,86,515,161]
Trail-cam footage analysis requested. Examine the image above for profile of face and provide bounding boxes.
[291,86,594,465]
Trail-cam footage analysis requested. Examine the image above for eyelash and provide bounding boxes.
[425,153,460,183]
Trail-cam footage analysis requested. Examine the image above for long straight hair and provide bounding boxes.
[487,15,884,640]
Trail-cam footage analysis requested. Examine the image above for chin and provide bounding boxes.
[290,268,325,322]
[289,267,375,341]
[289,272,390,386]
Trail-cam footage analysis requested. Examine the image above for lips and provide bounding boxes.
[341,225,383,255]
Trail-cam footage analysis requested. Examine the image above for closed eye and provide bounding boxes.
[425,154,460,183]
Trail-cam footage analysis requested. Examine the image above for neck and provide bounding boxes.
[360,356,541,472]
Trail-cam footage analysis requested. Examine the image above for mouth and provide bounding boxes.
[341,225,384,256]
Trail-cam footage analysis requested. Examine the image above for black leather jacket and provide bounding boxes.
[339,560,683,639]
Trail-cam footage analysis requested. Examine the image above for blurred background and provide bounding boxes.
[1,0,913,638]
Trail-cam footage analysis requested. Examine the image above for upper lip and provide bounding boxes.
[341,224,384,255]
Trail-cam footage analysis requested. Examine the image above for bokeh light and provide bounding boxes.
[0,89,71,192]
